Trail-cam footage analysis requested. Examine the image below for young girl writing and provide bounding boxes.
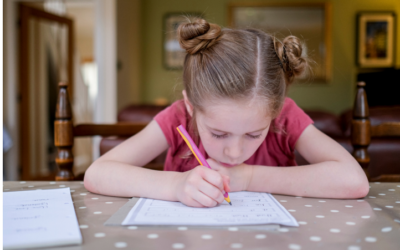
[84,18,369,207]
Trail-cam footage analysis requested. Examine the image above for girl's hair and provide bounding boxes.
[177,18,309,118]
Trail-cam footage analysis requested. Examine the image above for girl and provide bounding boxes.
[84,19,369,208]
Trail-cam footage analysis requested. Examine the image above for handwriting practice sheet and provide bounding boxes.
[122,192,298,227]
[3,188,82,249]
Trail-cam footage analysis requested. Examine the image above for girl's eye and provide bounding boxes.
[211,133,228,139]
[247,134,261,139]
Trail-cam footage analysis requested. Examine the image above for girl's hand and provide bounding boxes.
[207,159,253,192]
[175,165,230,208]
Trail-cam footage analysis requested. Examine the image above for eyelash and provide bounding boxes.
[211,133,261,139]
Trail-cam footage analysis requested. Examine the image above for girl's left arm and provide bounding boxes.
[246,124,369,198]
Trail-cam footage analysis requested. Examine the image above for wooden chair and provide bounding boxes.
[351,81,400,182]
[54,82,163,181]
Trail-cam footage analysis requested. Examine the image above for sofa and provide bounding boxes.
[100,104,400,180]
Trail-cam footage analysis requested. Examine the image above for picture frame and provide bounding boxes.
[228,3,332,83]
[356,12,396,68]
[163,13,202,70]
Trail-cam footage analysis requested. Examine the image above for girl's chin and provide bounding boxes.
[219,161,240,168]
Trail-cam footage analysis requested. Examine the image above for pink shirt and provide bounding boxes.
[154,98,313,172]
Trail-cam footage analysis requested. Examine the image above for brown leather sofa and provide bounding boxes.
[100,104,400,180]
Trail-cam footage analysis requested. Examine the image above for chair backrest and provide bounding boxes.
[351,81,400,181]
[54,82,148,181]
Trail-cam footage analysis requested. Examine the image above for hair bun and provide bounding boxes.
[178,18,222,54]
[275,35,308,83]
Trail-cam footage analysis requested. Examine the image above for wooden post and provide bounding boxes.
[54,82,75,180]
[351,82,371,169]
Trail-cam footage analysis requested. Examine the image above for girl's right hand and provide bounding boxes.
[175,165,230,208]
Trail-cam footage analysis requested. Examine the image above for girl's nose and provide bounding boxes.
[224,139,242,161]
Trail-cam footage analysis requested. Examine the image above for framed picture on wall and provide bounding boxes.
[228,3,332,83]
[356,12,396,68]
[163,13,202,70]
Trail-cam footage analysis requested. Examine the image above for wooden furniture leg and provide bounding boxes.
[351,81,371,169]
[54,82,75,180]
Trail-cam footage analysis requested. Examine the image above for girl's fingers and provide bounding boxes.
[185,197,206,208]
[197,179,225,204]
[200,167,225,192]
[222,175,231,192]
[194,189,220,207]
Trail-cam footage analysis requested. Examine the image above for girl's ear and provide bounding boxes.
[182,90,194,117]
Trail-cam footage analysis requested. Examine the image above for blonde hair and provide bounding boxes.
[178,18,309,119]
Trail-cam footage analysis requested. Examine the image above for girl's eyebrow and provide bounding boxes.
[208,125,269,134]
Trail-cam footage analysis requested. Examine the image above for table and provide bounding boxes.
[3,181,400,250]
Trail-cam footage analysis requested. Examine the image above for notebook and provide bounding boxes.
[3,188,82,249]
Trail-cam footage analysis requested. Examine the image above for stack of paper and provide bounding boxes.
[122,191,298,227]
[3,188,82,249]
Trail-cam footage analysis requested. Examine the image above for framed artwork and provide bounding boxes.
[356,12,396,68]
[228,3,332,83]
[163,13,202,70]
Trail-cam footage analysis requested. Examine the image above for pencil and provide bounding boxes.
[176,125,232,206]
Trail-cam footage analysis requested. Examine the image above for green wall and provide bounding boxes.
[141,0,400,114]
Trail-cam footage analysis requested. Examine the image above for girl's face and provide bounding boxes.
[184,93,272,167]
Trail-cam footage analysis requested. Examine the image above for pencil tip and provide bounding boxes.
[229,202,232,206]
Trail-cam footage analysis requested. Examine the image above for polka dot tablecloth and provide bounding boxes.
[3,181,400,250]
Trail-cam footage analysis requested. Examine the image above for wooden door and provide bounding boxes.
[19,4,74,180]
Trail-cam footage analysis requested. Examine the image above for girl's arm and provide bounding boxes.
[84,120,178,199]
[246,124,369,198]
[84,120,227,207]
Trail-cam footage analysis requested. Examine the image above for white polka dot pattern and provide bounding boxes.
[201,234,213,239]
[381,227,392,232]
[172,243,185,249]
[288,244,301,249]
[309,236,321,241]
[330,229,340,233]
[365,237,377,242]
[115,242,127,248]
[147,234,158,239]
[94,233,105,238]
[255,234,266,239]
[230,243,242,248]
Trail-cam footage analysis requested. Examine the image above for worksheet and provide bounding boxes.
[122,192,298,227]
[3,188,82,249]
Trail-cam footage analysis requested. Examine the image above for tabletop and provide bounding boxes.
[3,181,400,250]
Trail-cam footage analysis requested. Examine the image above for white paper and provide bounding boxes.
[122,192,298,227]
[3,188,82,249]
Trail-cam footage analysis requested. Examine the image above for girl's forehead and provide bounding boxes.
[198,98,271,132]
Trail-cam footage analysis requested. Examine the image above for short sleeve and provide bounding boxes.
[272,98,314,154]
[154,100,187,151]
